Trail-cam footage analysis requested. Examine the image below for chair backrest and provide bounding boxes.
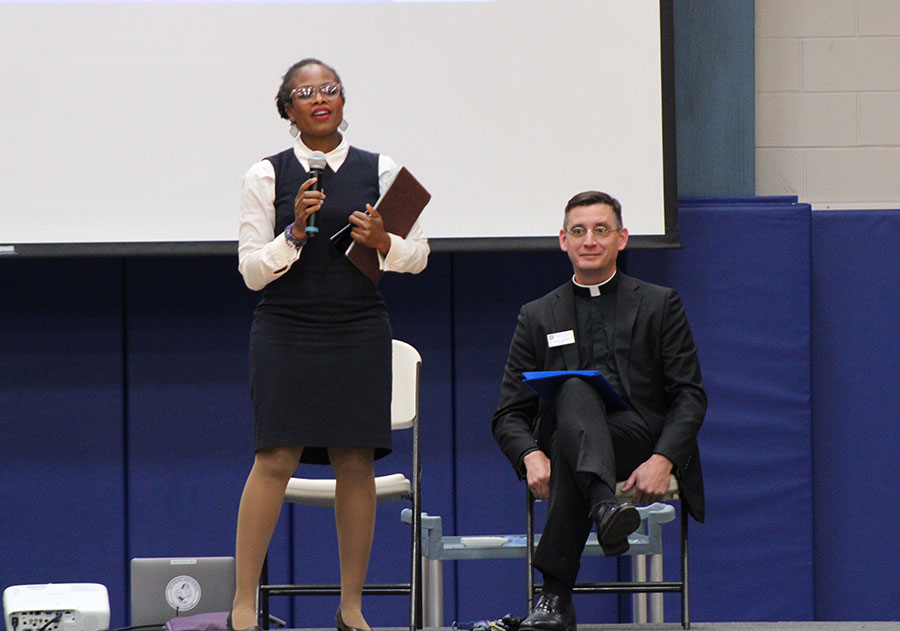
[391,339,421,430]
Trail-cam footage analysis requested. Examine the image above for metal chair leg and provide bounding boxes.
[259,556,270,631]
[526,489,535,611]
[681,504,690,629]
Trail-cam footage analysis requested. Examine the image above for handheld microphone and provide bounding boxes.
[306,151,328,237]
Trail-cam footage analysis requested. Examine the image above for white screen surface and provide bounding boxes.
[0,0,671,252]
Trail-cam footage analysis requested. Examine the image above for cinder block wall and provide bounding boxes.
[755,0,900,208]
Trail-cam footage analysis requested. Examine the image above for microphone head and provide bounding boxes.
[308,151,328,170]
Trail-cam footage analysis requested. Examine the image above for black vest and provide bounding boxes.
[256,146,385,320]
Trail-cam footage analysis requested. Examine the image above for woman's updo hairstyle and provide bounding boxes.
[275,58,344,120]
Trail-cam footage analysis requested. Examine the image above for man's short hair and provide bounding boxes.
[563,191,623,229]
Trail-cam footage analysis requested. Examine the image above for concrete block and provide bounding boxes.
[756,0,854,38]
[804,38,900,91]
[860,93,900,144]
[806,148,900,201]
[756,148,805,196]
[756,93,857,147]
[859,0,900,36]
[757,38,803,91]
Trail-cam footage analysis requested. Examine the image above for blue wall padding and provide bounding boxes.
[810,211,900,621]
[1,202,898,626]
[0,259,127,621]
[125,256,258,557]
[627,201,814,621]
[121,257,269,619]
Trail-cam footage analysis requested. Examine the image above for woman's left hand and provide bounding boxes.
[349,204,392,255]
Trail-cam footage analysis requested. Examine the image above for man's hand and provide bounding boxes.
[620,453,673,505]
[523,450,551,500]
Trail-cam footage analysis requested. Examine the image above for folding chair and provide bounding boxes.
[527,474,690,628]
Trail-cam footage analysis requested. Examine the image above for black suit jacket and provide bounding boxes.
[492,273,707,522]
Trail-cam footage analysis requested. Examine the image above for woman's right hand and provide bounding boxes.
[293,177,325,236]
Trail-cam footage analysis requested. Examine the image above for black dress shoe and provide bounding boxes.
[592,501,641,556]
[335,607,370,631]
[519,593,576,631]
[226,612,260,631]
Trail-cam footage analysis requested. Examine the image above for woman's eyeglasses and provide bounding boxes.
[290,82,343,102]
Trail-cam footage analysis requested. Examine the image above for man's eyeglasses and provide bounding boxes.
[290,82,343,102]
[567,225,619,239]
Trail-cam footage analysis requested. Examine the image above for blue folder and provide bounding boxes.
[521,370,627,410]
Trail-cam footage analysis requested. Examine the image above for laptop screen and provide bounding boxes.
[130,557,235,626]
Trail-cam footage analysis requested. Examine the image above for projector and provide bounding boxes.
[3,584,109,631]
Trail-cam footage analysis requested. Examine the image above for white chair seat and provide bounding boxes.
[284,472,411,507]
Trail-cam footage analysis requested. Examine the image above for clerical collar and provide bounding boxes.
[572,271,618,297]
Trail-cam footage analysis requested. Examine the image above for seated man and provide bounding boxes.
[492,191,707,631]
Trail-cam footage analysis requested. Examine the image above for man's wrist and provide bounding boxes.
[650,453,673,467]
[649,453,676,479]
[517,447,540,473]
[519,447,540,464]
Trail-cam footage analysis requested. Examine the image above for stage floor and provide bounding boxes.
[292,624,900,631]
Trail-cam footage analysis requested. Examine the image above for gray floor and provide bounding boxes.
[331,624,900,631]
[572,624,900,631]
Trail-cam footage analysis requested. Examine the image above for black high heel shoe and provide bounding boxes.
[335,607,370,631]
[226,612,261,631]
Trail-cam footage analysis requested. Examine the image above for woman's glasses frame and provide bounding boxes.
[290,82,343,102]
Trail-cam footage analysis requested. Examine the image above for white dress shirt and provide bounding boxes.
[238,133,429,291]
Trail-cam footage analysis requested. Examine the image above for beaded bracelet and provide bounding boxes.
[284,223,307,250]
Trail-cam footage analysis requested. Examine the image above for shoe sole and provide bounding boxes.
[519,625,576,631]
[519,620,576,631]
[599,505,640,556]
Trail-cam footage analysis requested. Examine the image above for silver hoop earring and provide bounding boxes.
[289,123,300,138]
[339,119,348,132]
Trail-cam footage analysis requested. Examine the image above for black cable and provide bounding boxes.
[37,613,62,631]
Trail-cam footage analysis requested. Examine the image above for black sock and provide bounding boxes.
[588,475,616,509]
[541,573,572,603]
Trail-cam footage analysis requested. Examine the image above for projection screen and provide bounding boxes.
[0,0,676,256]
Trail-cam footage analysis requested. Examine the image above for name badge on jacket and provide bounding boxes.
[547,330,575,347]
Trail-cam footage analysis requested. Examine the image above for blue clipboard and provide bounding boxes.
[522,370,627,411]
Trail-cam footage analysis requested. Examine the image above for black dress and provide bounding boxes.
[249,146,392,465]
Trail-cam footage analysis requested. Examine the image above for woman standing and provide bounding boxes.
[232,58,428,631]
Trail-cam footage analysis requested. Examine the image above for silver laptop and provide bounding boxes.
[130,557,235,626]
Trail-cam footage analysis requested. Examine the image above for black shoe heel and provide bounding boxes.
[335,607,370,631]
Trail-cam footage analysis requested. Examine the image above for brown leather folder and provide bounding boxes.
[343,166,431,283]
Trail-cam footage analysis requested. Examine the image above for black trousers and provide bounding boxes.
[533,377,657,587]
